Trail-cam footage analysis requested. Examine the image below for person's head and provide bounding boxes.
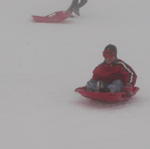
[103,44,117,64]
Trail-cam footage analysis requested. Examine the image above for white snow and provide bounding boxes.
[0,0,149,148]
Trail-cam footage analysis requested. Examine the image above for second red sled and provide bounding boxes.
[32,11,71,23]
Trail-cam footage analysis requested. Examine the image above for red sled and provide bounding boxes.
[32,11,71,23]
[75,86,139,102]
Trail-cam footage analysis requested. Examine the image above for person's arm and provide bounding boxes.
[118,61,137,86]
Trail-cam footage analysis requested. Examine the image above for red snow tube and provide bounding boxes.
[75,86,139,102]
[32,11,71,23]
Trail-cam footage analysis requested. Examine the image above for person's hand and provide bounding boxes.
[124,83,133,96]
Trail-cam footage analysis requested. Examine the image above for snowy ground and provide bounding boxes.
[0,0,149,148]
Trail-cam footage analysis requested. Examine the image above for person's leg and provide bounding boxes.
[86,79,107,92]
[68,0,78,9]
[67,0,80,16]
[67,0,88,16]
[86,79,98,91]
[78,0,88,8]
[107,80,124,93]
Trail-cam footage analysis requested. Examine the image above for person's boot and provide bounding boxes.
[72,5,80,16]
[73,0,88,15]
[67,0,80,16]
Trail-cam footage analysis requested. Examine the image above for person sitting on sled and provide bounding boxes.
[86,44,137,96]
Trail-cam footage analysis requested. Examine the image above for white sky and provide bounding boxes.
[0,0,149,149]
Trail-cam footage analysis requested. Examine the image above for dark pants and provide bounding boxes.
[67,0,88,14]
[78,0,88,8]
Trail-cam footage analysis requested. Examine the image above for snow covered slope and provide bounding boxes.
[0,0,149,149]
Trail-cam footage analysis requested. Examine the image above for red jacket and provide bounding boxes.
[92,59,137,86]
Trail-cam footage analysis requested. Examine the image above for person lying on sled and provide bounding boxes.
[86,44,137,96]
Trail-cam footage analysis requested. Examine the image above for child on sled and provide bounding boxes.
[86,44,137,96]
